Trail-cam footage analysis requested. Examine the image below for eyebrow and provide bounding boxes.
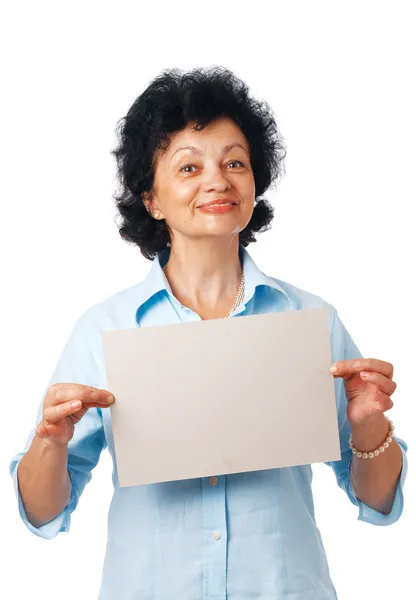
[169,142,249,162]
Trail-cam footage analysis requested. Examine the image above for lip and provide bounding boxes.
[198,203,236,214]
[197,199,238,209]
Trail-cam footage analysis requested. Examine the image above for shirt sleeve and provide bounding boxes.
[324,307,408,526]
[9,308,107,540]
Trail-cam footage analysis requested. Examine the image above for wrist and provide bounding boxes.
[350,413,390,453]
[34,432,69,453]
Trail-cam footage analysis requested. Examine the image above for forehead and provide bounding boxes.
[167,117,248,152]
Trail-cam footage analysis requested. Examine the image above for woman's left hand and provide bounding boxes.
[329,359,397,426]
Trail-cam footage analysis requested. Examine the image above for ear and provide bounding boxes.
[142,191,165,221]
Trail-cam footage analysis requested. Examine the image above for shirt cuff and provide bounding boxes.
[347,437,408,526]
[11,456,71,540]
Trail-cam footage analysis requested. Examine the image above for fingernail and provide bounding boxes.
[360,371,369,379]
[329,365,337,373]
[106,394,114,403]
[71,400,82,408]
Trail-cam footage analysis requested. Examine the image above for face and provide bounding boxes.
[144,117,255,244]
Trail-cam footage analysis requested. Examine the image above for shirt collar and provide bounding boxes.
[135,245,294,319]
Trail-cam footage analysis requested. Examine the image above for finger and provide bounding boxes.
[42,423,58,436]
[36,421,60,437]
[49,383,95,404]
[359,371,397,395]
[36,422,49,438]
[348,393,394,422]
[49,384,114,406]
[330,358,394,379]
[44,399,83,424]
[362,390,394,412]
[85,389,115,406]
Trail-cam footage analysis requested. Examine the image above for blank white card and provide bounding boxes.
[102,306,340,487]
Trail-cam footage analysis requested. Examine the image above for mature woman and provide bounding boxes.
[10,67,408,600]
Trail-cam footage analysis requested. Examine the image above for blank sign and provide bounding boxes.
[102,306,340,487]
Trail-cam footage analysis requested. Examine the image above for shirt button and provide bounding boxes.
[212,531,221,541]
[209,476,219,486]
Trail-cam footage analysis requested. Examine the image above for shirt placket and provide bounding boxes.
[201,474,228,600]
[173,302,228,599]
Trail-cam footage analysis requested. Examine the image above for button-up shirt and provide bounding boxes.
[10,246,408,600]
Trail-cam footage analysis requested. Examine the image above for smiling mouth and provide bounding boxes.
[198,201,237,208]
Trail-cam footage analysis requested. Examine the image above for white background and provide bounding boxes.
[1,1,414,598]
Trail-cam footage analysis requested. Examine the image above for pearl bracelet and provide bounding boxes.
[349,418,395,459]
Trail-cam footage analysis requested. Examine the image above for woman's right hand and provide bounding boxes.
[36,383,115,447]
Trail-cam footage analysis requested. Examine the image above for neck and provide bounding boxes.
[164,236,243,319]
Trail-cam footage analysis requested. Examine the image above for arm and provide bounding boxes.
[324,307,408,525]
[17,436,70,528]
[349,414,403,514]
[10,308,108,539]
[17,381,113,529]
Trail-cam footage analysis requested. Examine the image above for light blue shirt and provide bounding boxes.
[10,246,408,600]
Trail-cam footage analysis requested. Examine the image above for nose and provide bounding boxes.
[201,165,231,193]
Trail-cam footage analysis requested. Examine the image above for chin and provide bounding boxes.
[198,224,247,238]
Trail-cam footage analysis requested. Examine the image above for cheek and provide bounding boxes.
[241,178,255,208]
[238,171,255,195]
[178,181,200,205]
[240,179,256,223]
[158,179,198,215]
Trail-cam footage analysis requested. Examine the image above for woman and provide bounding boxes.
[10,67,408,600]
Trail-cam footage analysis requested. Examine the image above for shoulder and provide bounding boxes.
[269,277,358,356]
[73,280,151,334]
[269,275,337,320]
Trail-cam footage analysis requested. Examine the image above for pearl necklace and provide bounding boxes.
[163,264,245,318]
[225,268,245,317]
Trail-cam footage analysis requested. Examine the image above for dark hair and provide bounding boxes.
[111,66,287,260]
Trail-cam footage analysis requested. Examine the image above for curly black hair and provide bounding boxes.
[111,66,287,260]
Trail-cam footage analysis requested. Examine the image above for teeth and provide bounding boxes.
[199,202,234,208]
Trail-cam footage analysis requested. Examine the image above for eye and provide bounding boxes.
[227,160,245,169]
[179,164,197,173]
